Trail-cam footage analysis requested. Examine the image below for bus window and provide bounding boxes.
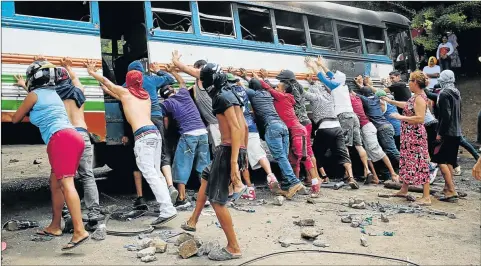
[387,26,415,76]
[197,2,234,37]
[151,2,193,33]
[307,15,335,50]
[274,10,306,46]
[363,25,386,55]
[238,6,274,43]
[14,1,90,22]
[336,22,362,53]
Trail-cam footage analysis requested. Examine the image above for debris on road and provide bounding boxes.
[313,240,330,248]
[447,213,457,219]
[294,218,315,226]
[140,255,157,263]
[30,235,53,242]
[151,238,168,253]
[278,237,306,248]
[301,228,323,240]
[292,215,299,218]
[381,214,389,223]
[197,241,219,256]
[100,205,118,215]
[8,159,19,163]
[138,238,154,249]
[348,198,366,209]
[125,245,138,251]
[91,224,107,241]
[137,247,156,258]
[3,220,39,231]
[341,216,352,223]
[306,198,316,204]
[360,236,368,247]
[178,239,198,259]
[33,159,42,165]
[273,196,285,206]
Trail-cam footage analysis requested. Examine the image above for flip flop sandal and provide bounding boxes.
[208,247,242,261]
[437,195,459,203]
[61,235,90,251]
[36,230,63,237]
[416,201,432,206]
[348,179,359,189]
[181,221,196,232]
[364,173,374,185]
[230,186,248,202]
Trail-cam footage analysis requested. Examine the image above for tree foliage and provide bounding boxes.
[412,2,481,51]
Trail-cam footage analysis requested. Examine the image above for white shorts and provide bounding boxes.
[207,123,222,149]
[361,123,386,162]
[247,132,267,170]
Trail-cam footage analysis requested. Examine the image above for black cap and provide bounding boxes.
[389,71,401,76]
[276,69,296,81]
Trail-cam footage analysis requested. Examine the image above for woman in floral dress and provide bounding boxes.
[382,71,431,206]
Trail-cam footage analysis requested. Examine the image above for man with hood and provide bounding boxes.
[261,69,320,186]
[158,64,210,208]
[315,57,368,188]
[180,62,248,261]
[122,60,179,206]
[430,70,462,202]
[85,60,177,227]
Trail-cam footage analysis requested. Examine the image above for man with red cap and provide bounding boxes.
[84,60,177,227]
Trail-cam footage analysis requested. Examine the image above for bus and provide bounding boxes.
[1,1,414,171]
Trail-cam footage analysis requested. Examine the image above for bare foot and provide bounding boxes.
[62,230,89,250]
[225,245,241,256]
[393,191,408,198]
[37,226,62,236]
[416,197,432,206]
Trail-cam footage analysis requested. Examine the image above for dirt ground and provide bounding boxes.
[457,77,481,143]
[2,145,481,265]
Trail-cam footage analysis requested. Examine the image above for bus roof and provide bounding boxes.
[243,1,411,28]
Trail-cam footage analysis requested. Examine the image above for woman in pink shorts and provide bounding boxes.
[12,60,89,251]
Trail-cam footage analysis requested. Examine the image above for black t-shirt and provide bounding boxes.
[388,82,410,113]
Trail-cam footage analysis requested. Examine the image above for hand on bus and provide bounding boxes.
[164,63,175,73]
[13,74,27,91]
[33,54,47,62]
[149,62,162,73]
[84,59,99,74]
[259,68,268,79]
[60,57,73,68]
[315,55,324,67]
[239,68,248,78]
[252,71,260,80]
[226,66,235,74]
[172,50,182,63]
[304,56,317,70]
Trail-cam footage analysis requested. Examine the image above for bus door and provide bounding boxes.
[386,24,416,79]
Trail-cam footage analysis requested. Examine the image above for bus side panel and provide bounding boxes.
[1,27,107,142]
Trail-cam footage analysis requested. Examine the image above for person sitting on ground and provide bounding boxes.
[181,63,248,261]
[262,68,320,186]
[85,60,177,227]
[259,71,320,194]
[159,64,211,208]
[381,70,431,206]
[382,71,411,114]
[356,76,401,174]
[239,72,302,197]
[226,68,278,200]
[349,77,400,184]
[122,60,179,204]
[12,59,89,251]
[15,56,104,228]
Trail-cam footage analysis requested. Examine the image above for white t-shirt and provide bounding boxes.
[423,65,441,89]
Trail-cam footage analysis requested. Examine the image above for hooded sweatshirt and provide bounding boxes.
[436,70,462,137]
[317,70,353,115]
[123,61,174,117]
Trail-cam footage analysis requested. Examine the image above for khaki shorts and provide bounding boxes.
[361,123,386,162]
[247,132,267,170]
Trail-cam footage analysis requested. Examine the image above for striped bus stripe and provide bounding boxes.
[1,99,104,112]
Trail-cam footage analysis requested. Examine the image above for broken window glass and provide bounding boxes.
[14,1,90,22]
[337,23,361,53]
[151,2,193,33]
[198,2,234,37]
[307,15,335,50]
[363,25,385,55]
[238,6,273,43]
[275,10,306,46]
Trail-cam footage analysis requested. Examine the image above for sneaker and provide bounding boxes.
[174,198,192,209]
[169,186,179,204]
[241,187,256,200]
[83,208,106,222]
[310,183,320,197]
[454,166,462,176]
[133,197,148,210]
[151,213,177,227]
[267,174,281,194]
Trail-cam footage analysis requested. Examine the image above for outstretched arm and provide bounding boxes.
[171,50,201,79]
[84,59,126,97]
[381,96,406,109]
[60,57,84,92]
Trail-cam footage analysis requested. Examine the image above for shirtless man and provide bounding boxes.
[14,56,104,228]
[181,63,248,261]
[84,60,177,227]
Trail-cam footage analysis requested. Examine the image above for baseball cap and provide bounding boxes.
[226,73,239,83]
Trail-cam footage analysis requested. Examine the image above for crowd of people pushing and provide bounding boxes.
[11,49,481,259]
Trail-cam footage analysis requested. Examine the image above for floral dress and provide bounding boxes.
[399,94,430,185]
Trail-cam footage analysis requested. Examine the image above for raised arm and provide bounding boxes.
[60,57,84,92]
[164,63,185,88]
[84,59,126,97]
[12,92,37,123]
[149,62,175,88]
[101,84,120,100]
[171,50,201,79]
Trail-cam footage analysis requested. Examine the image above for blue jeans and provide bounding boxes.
[264,121,300,190]
[377,124,400,165]
[172,133,211,184]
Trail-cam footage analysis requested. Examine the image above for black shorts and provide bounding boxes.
[151,116,173,167]
[202,145,248,205]
[212,89,243,116]
[432,136,461,166]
